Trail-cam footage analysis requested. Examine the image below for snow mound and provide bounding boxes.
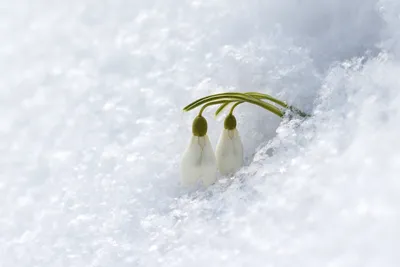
[1,0,399,266]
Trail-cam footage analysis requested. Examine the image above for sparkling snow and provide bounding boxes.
[1,0,400,266]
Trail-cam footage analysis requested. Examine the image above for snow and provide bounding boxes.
[1,0,400,266]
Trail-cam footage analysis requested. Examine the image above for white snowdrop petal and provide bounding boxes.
[181,135,217,186]
[199,136,217,186]
[216,129,244,175]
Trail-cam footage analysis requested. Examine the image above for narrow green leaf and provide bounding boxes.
[184,92,284,117]
[183,94,238,111]
[245,92,288,108]
[246,92,310,117]
[198,100,232,116]
[215,102,233,117]
[237,94,284,117]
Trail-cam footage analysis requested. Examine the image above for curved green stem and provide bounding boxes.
[184,92,284,117]
[184,92,285,111]
[215,102,232,117]
[184,91,310,118]
[246,92,310,117]
[183,93,238,111]
[229,101,243,115]
[215,101,244,116]
[245,92,287,108]
[198,100,231,116]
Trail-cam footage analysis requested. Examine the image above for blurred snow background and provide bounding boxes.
[1,0,400,266]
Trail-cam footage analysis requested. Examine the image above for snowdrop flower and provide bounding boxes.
[181,115,217,187]
[215,114,243,175]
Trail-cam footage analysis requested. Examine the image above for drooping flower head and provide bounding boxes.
[180,115,217,187]
[215,114,244,175]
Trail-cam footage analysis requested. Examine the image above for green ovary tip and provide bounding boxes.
[192,115,208,136]
[224,114,237,130]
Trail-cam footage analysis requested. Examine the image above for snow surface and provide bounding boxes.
[1,0,400,266]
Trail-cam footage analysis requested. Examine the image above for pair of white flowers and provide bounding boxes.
[179,91,310,187]
[181,114,243,187]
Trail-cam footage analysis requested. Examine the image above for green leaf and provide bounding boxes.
[184,92,284,117]
[198,100,232,116]
[183,94,238,111]
[246,92,310,117]
[215,102,232,117]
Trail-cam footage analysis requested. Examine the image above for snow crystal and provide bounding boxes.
[1,0,399,266]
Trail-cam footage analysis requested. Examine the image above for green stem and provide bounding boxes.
[183,94,238,111]
[215,101,244,116]
[215,102,232,117]
[245,92,287,108]
[246,92,310,117]
[198,100,231,116]
[229,101,243,115]
[184,93,284,117]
